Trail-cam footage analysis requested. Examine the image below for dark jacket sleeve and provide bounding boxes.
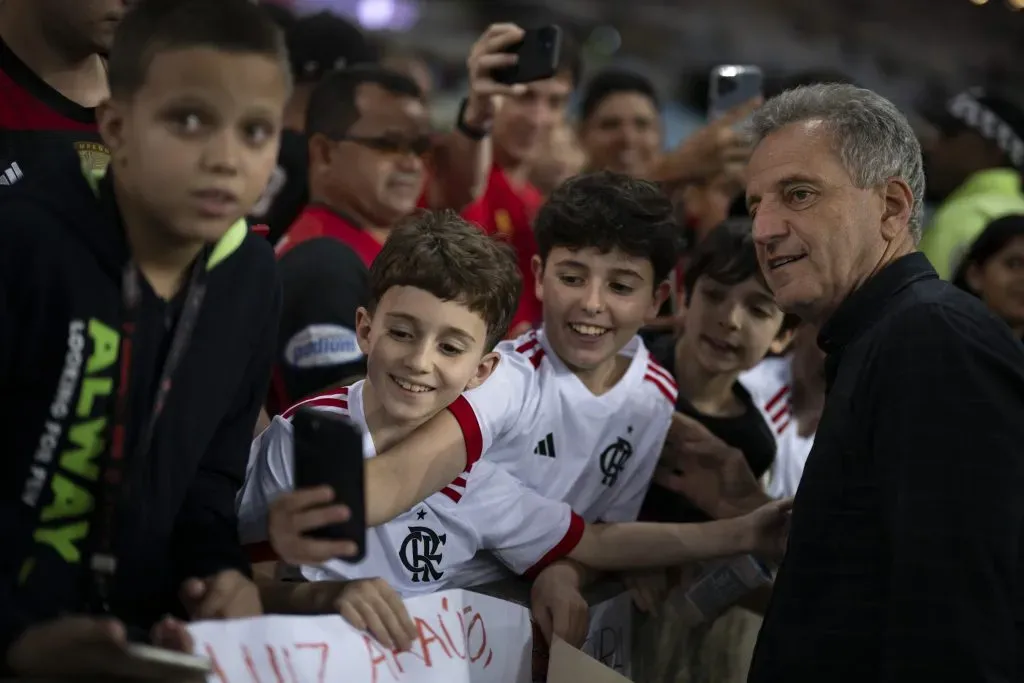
[170,264,282,582]
[870,304,1024,683]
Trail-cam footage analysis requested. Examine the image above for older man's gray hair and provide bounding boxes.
[750,84,926,242]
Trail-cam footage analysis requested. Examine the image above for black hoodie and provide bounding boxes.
[0,149,280,661]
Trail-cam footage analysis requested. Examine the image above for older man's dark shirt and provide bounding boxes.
[748,252,1024,683]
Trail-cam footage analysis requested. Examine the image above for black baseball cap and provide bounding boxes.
[919,87,1024,170]
[285,11,379,84]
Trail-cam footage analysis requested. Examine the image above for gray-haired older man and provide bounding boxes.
[745,84,1024,683]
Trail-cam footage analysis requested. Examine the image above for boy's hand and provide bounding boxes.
[737,498,794,562]
[180,570,262,620]
[269,486,358,565]
[622,568,669,615]
[6,616,128,676]
[530,561,590,648]
[657,412,769,518]
[325,578,417,651]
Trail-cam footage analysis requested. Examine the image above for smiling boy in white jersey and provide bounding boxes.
[242,209,792,650]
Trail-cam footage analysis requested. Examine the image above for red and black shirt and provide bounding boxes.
[0,37,106,185]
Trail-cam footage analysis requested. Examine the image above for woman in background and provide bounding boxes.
[953,214,1024,340]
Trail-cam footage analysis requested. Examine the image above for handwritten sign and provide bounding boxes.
[188,590,532,683]
[582,593,633,678]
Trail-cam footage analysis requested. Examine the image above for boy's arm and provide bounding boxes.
[365,409,471,526]
[473,462,790,575]
[365,351,535,526]
[170,275,282,586]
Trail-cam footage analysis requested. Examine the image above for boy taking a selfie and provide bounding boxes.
[239,212,792,651]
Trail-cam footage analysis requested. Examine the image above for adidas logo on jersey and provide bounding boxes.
[533,432,556,458]
[0,162,24,186]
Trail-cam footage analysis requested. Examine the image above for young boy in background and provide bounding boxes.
[0,0,287,676]
[630,220,800,683]
[239,212,792,651]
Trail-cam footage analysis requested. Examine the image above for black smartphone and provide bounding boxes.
[292,407,366,561]
[491,25,563,86]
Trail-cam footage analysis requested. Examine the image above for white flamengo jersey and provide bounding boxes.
[447,328,677,524]
[739,355,815,499]
[236,381,584,597]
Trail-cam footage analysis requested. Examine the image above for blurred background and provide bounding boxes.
[266,0,1023,144]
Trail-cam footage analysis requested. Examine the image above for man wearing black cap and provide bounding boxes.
[918,87,1024,279]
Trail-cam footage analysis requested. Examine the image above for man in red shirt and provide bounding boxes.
[0,0,128,183]
[462,38,582,335]
[268,25,530,414]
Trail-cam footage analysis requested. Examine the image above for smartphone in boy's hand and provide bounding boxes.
[292,407,367,561]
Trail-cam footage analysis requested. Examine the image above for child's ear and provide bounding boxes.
[464,351,501,391]
[649,280,671,319]
[96,99,125,164]
[768,326,796,356]
[531,254,545,303]
[355,307,373,354]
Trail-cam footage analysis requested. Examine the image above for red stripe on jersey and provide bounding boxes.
[529,349,546,369]
[515,335,539,354]
[452,476,467,488]
[646,359,677,389]
[765,385,790,412]
[771,404,789,423]
[245,541,279,564]
[644,372,677,404]
[524,512,586,578]
[775,419,791,435]
[281,387,351,420]
[439,487,462,503]
[446,395,484,470]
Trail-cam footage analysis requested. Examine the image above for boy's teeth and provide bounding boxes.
[570,323,608,337]
[393,376,432,392]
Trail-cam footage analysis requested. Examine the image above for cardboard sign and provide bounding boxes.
[188,590,532,683]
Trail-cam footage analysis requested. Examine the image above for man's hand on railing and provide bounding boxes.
[529,561,590,649]
[656,411,771,519]
[268,486,357,565]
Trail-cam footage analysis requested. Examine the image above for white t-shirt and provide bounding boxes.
[739,356,815,499]
[236,381,584,597]
[448,328,676,524]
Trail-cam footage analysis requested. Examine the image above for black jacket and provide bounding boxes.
[0,152,280,660]
[749,253,1024,683]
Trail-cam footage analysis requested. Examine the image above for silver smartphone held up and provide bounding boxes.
[708,64,764,120]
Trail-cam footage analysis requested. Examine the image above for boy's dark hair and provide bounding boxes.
[580,69,660,122]
[684,219,800,332]
[107,0,288,100]
[369,211,521,350]
[305,66,422,139]
[534,172,681,284]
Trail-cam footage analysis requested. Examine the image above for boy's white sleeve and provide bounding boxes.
[236,416,296,544]
[460,462,585,577]
[446,344,537,467]
[599,401,672,522]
